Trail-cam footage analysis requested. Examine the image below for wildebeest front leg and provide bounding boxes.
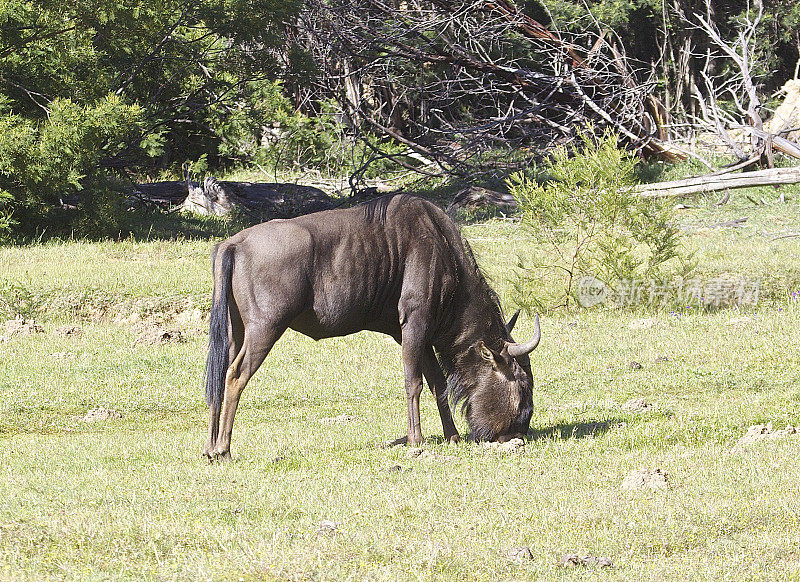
[422,347,460,443]
[401,319,427,446]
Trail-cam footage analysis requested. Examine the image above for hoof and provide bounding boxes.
[203,449,233,463]
[446,434,461,444]
[214,450,233,462]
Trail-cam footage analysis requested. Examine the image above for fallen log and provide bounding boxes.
[131,177,337,218]
[636,166,800,198]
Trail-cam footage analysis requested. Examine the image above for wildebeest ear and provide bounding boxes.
[477,341,495,363]
[506,309,520,333]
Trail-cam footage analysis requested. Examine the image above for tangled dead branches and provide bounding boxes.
[299,0,683,180]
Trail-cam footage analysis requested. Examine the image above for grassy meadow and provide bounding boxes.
[1,188,800,580]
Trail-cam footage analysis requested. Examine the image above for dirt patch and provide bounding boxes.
[734,423,798,450]
[111,297,207,328]
[1,318,44,340]
[628,360,643,370]
[621,468,669,491]
[482,438,525,453]
[622,398,653,412]
[82,408,123,422]
[173,307,205,331]
[559,553,613,568]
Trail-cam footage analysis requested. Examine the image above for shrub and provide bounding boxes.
[507,129,690,312]
[0,94,143,239]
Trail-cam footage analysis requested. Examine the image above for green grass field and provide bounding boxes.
[1,188,800,580]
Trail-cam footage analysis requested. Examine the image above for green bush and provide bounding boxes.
[0,94,142,238]
[507,129,690,312]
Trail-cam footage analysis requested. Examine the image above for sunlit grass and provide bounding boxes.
[1,189,800,580]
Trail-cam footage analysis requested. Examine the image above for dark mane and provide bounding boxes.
[362,194,410,224]
[363,193,505,319]
[460,237,506,322]
[428,205,507,335]
[418,203,509,423]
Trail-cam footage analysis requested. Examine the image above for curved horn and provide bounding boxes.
[506,314,541,358]
[505,309,520,333]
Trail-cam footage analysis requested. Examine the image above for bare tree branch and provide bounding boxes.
[299,0,682,179]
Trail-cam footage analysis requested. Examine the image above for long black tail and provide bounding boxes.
[205,245,235,408]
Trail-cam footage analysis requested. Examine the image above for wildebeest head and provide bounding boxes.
[450,314,541,441]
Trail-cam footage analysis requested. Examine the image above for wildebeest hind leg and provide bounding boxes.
[212,324,285,460]
[422,347,460,443]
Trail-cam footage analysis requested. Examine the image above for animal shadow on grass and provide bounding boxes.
[528,419,624,441]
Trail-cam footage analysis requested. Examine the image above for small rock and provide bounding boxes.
[506,546,534,563]
[49,351,76,360]
[559,553,581,568]
[317,519,339,535]
[628,317,658,329]
[82,408,123,423]
[622,398,653,412]
[654,356,671,363]
[621,468,668,491]
[734,422,799,449]
[628,318,656,330]
[385,464,403,473]
[628,361,643,370]
[482,438,525,453]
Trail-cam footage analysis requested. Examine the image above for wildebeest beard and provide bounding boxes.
[436,337,534,442]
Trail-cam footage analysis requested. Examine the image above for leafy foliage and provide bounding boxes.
[0,0,297,237]
[508,130,688,312]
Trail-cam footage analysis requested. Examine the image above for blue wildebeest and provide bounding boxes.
[204,194,540,460]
